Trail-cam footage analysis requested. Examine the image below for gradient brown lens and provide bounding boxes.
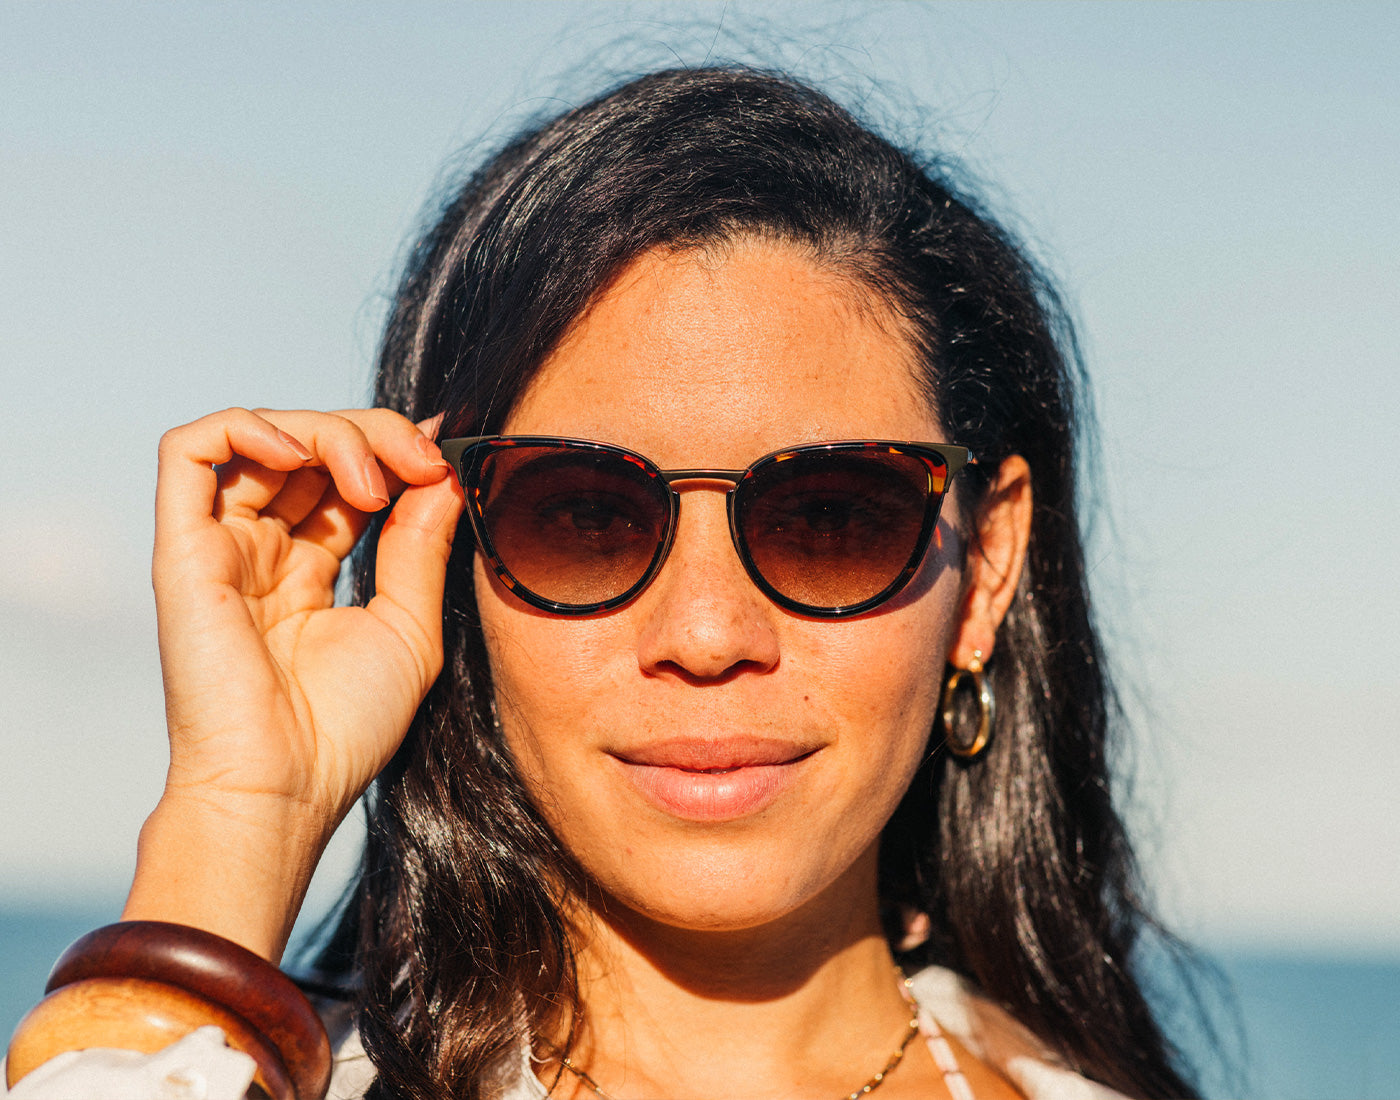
[736,449,940,610]
[475,444,671,607]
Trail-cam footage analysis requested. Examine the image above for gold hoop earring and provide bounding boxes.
[940,649,994,759]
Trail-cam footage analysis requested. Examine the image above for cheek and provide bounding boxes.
[474,555,628,767]
[773,571,966,831]
[808,621,948,813]
[808,555,965,727]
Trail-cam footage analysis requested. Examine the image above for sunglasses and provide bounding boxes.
[440,436,974,618]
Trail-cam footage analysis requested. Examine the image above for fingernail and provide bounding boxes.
[277,430,313,461]
[363,457,391,507]
[416,433,451,468]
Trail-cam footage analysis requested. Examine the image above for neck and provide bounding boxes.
[545,854,922,1100]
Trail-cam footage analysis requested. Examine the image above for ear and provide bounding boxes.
[949,454,1033,668]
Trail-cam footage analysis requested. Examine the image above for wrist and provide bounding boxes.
[122,791,329,963]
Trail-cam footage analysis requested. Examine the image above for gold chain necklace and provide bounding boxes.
[554,975,923,1100]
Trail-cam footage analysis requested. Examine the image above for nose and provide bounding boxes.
[633,486,781,681]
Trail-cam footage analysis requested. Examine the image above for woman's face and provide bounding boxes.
[475,238,972,933]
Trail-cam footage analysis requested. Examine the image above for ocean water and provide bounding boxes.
[1209,952,1400,1098]
[2,905,1397,1098]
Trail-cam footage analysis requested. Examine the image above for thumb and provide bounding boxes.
[367,475,465,668]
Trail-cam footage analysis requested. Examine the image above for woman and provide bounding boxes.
[6,67,1197,1099]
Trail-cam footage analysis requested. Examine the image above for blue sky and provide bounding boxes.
[2,2,1397,955]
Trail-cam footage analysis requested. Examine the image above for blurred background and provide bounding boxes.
[2,3,1397,1096]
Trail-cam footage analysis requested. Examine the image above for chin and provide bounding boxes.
[581,833,882,940]
[627,885,802,933]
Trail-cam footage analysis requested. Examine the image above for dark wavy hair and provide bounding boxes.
[317,65,1198,1099]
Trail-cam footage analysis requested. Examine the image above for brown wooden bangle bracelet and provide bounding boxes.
[7,921,331,1100]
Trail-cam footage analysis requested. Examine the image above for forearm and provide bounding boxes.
[121,792,328,964]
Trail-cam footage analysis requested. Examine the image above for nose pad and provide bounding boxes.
[634,489,780,680]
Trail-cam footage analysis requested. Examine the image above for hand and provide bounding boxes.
[124,407,463,959]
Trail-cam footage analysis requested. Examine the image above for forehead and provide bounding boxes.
[506,238,938,466]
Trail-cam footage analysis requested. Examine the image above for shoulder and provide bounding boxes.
[906,966,1131,1100]
[318,996,546,1100]
[318,998,376,1100]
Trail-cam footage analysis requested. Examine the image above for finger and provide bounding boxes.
[417,412,446,442]
[274,413,456,554]
[361,408,453,486]
[285,418,455,571]
[212,456,295,522]
[287,479,375,563]
[365,476,466,674]
[258,408,452,498]
[256,466,335,531]
[156,409,314,544]
[247,409,390,513]
[345,408,453,487]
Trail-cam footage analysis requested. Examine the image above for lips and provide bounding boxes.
[608,737,818,821]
